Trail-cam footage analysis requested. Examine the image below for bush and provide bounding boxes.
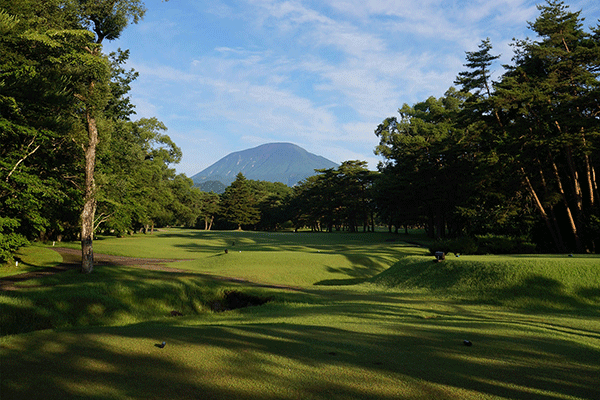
[429,235,537,256]
[0,217,29,263]
[429,236,478,255]
[475,234,537,254]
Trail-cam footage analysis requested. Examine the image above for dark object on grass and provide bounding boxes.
[155,341,166,348]
[463,340,472,346]
[170,310,183,317]
[224,248,228,254]
[434,251,445,262]
[210,290,272,312]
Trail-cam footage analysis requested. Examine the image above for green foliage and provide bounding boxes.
[429,235,537,255]
[475,234,537,255]
[196,191,220,230]
[0,0,194,266]
[375,89,485,238]
[247,179,292,230]
[289,161,374,232]
[0,217,28,262]
[219,173,260,230]
[0,8,19,34]
[429,236,478,255]
[375,0,600,252]
[76,0,146,43]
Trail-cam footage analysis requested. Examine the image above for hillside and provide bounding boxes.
[191,143,338,188]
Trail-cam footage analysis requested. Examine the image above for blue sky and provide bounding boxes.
[103,0,600,177]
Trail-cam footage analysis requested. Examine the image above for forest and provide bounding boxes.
[1,0,599,268]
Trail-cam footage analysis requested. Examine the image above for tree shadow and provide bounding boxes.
[487,275,600,315]
[2,309,599,400]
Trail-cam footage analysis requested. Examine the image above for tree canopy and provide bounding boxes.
[375,0,600,252]
[0,0,200,264]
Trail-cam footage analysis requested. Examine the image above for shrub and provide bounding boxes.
[429,236,478,255]
[429,235,537,256]
[0,217,29,263]
[475,234,537,254]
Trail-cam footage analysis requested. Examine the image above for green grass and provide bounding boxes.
[1,228,599,399]
[0,244,63,278]
[370,254,600,312]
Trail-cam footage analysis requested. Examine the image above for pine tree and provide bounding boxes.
[220,173,260,230]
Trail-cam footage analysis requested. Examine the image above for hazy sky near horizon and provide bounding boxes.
[103,0,600,177]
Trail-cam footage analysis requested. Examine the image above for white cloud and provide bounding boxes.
[104,0,600,177]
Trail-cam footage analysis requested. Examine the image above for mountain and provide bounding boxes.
[191,143,338,189]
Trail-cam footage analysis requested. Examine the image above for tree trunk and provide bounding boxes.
[549,158,585,252]
[521,167,565,252]
[537,161,565,251]
[583,146,595,207]
[81,108,98,273]
[565,146,583,213]
[592,164,599,205]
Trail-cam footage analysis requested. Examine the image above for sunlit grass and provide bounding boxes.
[1,229,599,399]
[370,253,600,312]
[0,244,62,278]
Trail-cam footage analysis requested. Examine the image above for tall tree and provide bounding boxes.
[197,191,220,230]
[247,180,292,231]
[0,0,86,260]
[219,173,260,230]
[74,0,146,272]
[95,117,182,235]
[375,89,479,238]
[454,38,535,239]
[492,0,600,252]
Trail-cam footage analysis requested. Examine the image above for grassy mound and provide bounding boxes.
[369,254,600,312]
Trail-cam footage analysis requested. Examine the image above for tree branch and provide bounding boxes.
[5,138,41,182]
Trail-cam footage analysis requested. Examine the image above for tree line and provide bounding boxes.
[374,0,599,253]
[0,0,197,270]
[1,0,599,271]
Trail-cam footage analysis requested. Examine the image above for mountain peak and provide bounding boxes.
[191,143,338,188]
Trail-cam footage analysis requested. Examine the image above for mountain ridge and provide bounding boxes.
[191,143,338,189]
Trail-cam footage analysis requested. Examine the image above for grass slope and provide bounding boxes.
[1,229,599,400]
[370,254,600,312]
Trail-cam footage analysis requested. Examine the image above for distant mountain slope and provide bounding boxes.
[191,143,338,188]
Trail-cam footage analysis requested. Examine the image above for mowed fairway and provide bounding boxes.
[1,229,599,400]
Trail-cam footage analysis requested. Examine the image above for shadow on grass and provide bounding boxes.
[370,258,504,291]
[2,312,599,400]
[0,263,312,336]
[314,255,387,286]
[165,229,425,259]
[370,259,600,316]
[2,250,600,399]
[485,275,600,315]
